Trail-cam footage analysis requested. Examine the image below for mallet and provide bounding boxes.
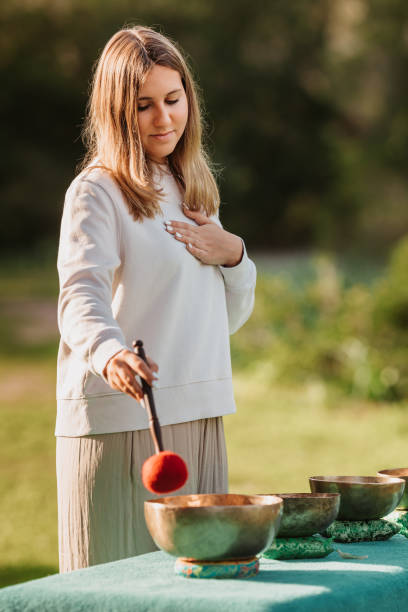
[133,340,188,494]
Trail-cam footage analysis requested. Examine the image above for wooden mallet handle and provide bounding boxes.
[132,340,163,454]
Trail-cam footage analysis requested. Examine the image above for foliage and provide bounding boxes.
[2,359,408,587]
[374,236,408,331]
[2,0,408,252]
[1,246,408,587]
[231,235,408,401]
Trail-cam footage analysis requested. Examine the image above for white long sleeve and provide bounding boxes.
[220,242,256,334]
[58,179,128,379]
[213,212,256,335]
[56,166,256,436]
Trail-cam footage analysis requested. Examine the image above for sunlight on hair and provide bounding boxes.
[81,26,220,221]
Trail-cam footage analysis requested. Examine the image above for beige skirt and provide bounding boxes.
[56,417,228,573]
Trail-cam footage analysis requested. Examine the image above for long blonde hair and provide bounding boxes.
[81,26,220,220]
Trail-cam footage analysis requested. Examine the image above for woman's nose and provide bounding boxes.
[153,104,171,127]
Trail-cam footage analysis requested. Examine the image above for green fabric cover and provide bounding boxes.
[2,536,408,611]
[263,535,334,560]
[323,519,400,542]
[386,510,408,538]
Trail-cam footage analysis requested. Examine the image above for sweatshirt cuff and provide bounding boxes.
[219,240,253,290]
[91,338,129,380]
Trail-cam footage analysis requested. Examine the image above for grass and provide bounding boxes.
[0,246,58,300]
[0,359,58,587]
[0,248,407,588]
[2,360,408,587]
[226,371,408,493]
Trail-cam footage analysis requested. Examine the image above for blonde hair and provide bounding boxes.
[81,26,220,220]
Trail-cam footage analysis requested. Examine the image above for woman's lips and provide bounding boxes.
[150,130,175,141]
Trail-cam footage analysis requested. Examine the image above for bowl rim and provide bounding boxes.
[378,468,408,478]
[145,493,284,509]
[258,492,340,499]
[309,475,405,486]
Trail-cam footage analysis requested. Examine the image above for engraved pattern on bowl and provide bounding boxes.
[144,493,283,561]
[271,493,340,537]
[309,476,405,520]
[378,469,408,510]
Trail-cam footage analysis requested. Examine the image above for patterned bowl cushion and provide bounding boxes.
[174,557,259,579]
[322,519,400,542]
[386,510,408,538]
[263,535,334,560]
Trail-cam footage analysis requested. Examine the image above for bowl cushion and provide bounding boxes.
[174,557,259,579]
[263,535,334,560]
[322,519,400,542]
[386,510,408,538]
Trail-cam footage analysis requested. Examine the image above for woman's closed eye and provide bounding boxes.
[138,99,179,112]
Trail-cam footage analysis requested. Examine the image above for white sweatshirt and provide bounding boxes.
[55,164,256,436]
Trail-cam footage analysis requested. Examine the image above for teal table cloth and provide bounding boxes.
[2,535,408,611]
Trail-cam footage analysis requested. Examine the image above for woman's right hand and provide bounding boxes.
[103,349,159,401]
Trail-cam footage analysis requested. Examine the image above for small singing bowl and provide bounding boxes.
[378,469,408,510]
[144,493,283,562]
[310,476,405,521]
[270,493,340,537]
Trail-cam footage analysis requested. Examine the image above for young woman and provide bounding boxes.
[56,25,256,573]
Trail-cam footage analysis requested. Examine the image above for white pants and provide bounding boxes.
[56,417,228,573]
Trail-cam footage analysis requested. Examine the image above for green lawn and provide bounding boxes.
[2,358,408,588]
[1,250,407,588]
[0,359,58,587]
[226,372,408,493]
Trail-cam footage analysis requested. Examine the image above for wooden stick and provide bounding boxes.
[133,340,163,454]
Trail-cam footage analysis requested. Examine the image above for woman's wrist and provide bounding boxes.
[222,235,244,267]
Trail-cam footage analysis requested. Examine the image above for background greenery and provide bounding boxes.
[2,0,408,252]
[1,243,408,587]
[2,0,408,591]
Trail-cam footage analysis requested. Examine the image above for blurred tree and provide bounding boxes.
[1,0,407,252]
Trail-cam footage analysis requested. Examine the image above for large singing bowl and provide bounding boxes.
[144,494,283,561]
[310,476,405,520]
[272,493,340,537]
[378,469,408,510]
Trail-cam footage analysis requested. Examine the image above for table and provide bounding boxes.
[1,536,408,611]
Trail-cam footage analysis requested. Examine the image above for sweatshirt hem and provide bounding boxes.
[57,376,233,401]
[55,377,236,437]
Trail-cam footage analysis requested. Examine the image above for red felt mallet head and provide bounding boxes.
[133,340,189,495]
[142,450,188,494]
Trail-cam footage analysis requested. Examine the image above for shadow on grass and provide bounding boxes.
[0,564,58,589]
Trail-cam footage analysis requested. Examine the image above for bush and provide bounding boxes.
[231,238,408,401]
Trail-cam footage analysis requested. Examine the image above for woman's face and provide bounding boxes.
[137,64,189,164]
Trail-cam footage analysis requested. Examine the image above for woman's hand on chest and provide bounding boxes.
[163,206,243,267]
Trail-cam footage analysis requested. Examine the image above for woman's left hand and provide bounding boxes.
[164,207,243,267]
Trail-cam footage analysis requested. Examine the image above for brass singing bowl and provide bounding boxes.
[270,493,340,537]
[310,476,405,520]
[378,469,408,510]
[144,493,283,561]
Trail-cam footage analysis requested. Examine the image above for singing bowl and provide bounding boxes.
[378,469,408,510]
[271,493,340,537]
[310,476,405,520]
[144,493,283,561]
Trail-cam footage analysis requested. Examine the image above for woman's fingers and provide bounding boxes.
[164,219,202,231]
[186,242,210,263]
[105,349,159,401]
[165,216,243,267]
[109,370,143,401]
[122,373,144,401]
[165,224,196,241]
[146,356,159,373]
[125,352,158,386]
[181,207,214,226]
[166,225,203,250]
